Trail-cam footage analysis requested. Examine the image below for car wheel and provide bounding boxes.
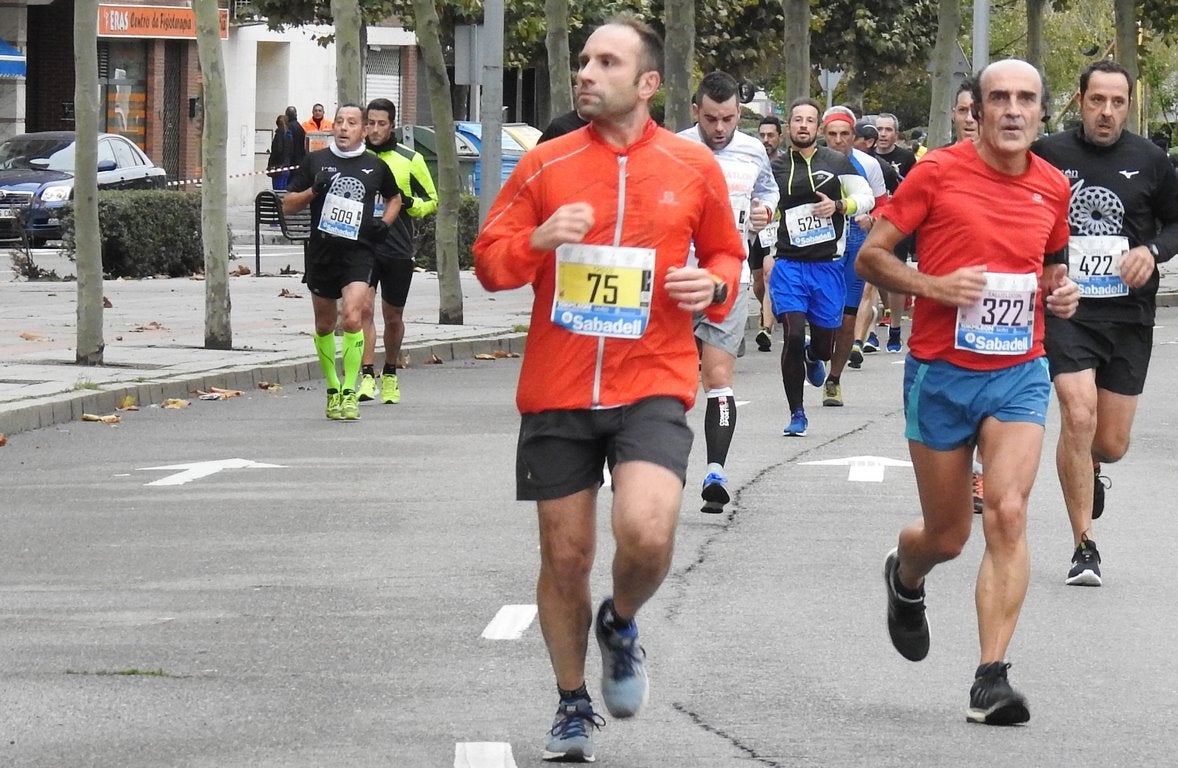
[31,236,47,248]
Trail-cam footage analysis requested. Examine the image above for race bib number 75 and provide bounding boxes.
[552,244,655,339]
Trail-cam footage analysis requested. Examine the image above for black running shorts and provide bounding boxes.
[305,246,374,300]
[515,396,693,501]
[1044,316,1153,396]
[370,255,415,308]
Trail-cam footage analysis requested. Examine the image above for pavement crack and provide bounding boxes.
[672,701,799,766]
[664,417,893,622]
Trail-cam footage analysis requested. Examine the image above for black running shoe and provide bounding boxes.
[755,327,772,352]
[883,548,930,661]
[967,661,1030,725]
[1065,536,1102,587]
[1092,466,1110,520]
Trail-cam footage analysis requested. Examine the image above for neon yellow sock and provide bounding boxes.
[341,330,365,392]
[313,332,341,390]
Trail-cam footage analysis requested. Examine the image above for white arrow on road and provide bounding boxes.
[138,458,286,486]
[800,455,913,482]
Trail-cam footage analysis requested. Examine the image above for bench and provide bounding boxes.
[254,190,312,275]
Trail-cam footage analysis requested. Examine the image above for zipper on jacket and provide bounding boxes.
[592,154,629,408]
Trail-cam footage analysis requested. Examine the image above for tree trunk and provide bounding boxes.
[925,0,960,150]
[331,0,363,105]
[194,0,231,349]
[544,0,573,122]
[783,0,811,105]
[412,0,463,324]
[1025,0,1046,74]
[663,0,695,131]
[74,0,103,365]
[1114,0,1140,134]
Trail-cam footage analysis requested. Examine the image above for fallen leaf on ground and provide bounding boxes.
[257,381,282,391]
[424,354,444,365]
[117,395,138,410]
[0,434,7,447]
[189,274,205,281]
[81,413,121,424]
[132,322,167,332]
[19,332,48,341]
[492,350,519,359]
[232,265,252,277]
[161,398,190,409]
[195,386,243,400]
[474,353,496,360]
[103,296,113,308]
[278,288,302,298]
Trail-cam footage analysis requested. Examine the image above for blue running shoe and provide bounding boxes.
[700,469,730,514]
[886,332,902,353]
[595,599,648,719]
[783,408,808,436]
[804,345,826,388]
[863,331,879,353]
[543,697,605,762]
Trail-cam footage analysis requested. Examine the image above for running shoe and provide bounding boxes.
[804,345,826,388]
[1065,536,1102,587]
[822,380,843,407]
[972,472,984,515]
[595,599,648,719]
[700,469,730,514]
[886,332,902,353]
[863,331,879,353]
[542,697,605,762]
[883,548,930,661]
[340,390,360,420]
[380,373,400,404]
[783,408,808,437]
[325,390,343,420]
[755,327,772,352]
[967,661,1030,725]
[1092,465,1110,519]
[356,373,377,402]
[848,342,864,369]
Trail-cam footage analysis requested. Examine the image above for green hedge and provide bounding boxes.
[412,193,480,271]
[62,190,205,279]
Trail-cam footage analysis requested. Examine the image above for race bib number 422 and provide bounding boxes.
[552,244,655,339]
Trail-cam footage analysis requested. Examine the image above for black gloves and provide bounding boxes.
[371,219,390,242]
[312,170,338,196]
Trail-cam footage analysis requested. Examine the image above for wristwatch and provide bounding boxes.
[710,275,728,305]
[1148,242,1161,260]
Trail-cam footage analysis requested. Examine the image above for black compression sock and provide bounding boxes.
[559,683,589,702]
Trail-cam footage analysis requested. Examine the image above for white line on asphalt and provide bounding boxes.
[454,742,517,768]
[481,604,537,640]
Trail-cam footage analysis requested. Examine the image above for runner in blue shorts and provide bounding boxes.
[858,60,1079,725]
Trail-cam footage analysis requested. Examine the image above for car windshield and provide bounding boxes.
[0,137,76,172]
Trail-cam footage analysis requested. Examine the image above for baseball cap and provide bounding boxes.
[854,120,878,140]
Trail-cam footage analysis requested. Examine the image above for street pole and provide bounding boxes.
[478,0,504,224]
[972,0,990,74]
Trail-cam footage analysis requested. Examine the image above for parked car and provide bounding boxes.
[0,131,167,246]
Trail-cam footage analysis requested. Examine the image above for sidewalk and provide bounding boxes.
[3,206,1178,438]
[0,225,534,437]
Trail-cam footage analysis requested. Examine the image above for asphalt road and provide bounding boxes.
[2,313,1177,767]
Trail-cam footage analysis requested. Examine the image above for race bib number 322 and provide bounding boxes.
[955,271,1037,355]
[552,244,655,339]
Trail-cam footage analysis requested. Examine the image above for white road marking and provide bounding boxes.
[801,455,913,482]
[454,742,517,768]
[138,457,285,486]
[481,604,537,640]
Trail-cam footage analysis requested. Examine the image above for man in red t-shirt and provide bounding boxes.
[858,59,1079,726]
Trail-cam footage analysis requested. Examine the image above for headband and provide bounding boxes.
[823,113,855,127]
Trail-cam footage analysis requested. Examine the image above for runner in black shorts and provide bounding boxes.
[357,97,440,405]
[284,103,401,421]
[1032,59,1178,586]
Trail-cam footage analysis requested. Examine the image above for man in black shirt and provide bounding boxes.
[284,103,402,420]
[1032,60,1178,586]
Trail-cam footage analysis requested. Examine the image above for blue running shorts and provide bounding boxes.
[769,259,844,329]
[903,356,1051,451]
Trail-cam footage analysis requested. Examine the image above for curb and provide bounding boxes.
[0,332,527,438]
